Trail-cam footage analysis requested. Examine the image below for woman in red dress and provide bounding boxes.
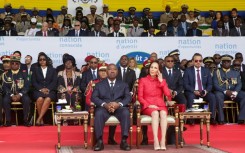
[138,61,171,150]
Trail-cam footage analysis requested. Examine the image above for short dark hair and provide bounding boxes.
[192,53,202,60]
[14,51,21,57]
[26,55,32,60]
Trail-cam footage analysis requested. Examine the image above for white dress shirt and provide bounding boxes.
[42,67,47,79]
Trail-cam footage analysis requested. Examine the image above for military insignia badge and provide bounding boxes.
[7,77,11,81]
[231,78,237,85]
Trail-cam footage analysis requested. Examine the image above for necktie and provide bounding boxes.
[92,70,96,80]
[6,31,9,36]
[193,30,196,36]
[44,31,47,37]
[116,32,118,37]
[110,82,114,90]
[123,68,126,81]
[75,30,79,36]
[110,81,114,98]
[197,69,202,92]
[168,70,172,77]
[237,28,241,36]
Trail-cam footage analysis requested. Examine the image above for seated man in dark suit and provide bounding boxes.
[212,20,229,36]
[213,55,245,124]
[107,23,124,37]
[156,24,172,36]
[66,20,89,36]
[163,56,187,107]
[89,23,106,37]
[186,22,202,36]
[183,53,216,125]
[232,59,245,91]
[0,22,18,36]
[91,64,131,151]
[35,22,54,36]
[143,12,158,31]
[141,26,155,37]
[235,52,245,72]
[2,55,31,127]
[229,19,245,36]
[47,18,59,36]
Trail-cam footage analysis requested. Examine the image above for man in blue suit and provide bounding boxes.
[168,19,185,36]
[66,20,88,36]
[183,53,216,125]
[91,64,131,151]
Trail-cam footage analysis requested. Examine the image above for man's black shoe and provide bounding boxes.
[218,121,225,125]
[140,137,148,145]
[0,121,3,126]
[210,118,217,125]
[4,121,11,127]
[108,138,118,145]
[24,121,31,127]
[120,140,131,151]
[238,120,244,124]
[94,140,104,151]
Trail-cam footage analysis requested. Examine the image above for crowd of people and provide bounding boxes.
[0,3,245,36]
[0,49,245,151]
[1,2,245,151]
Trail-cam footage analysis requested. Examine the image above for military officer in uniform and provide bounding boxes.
[16,13,31,34]
[0,3,14,20]
[57,6,72,25]
[2,55,31,127]
[87,5,100,25]
[115,9,127,24]
[14,6,31,22]
[125,7,137,24]
[213,55,245,124]
[160,5,173,24]
[140,8,150,23]
[203,57,214,68]
[100,4,113,26]
[31,7,43,23]
[168,49,181,70]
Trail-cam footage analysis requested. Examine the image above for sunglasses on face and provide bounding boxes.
[233,64,241,67]
[214,57,221,59]
[194,60,203,63]
[11,62,20,65]
[39,58,46,61]
[166,60,174,63]
[90,61,98,64]
[74,25,80,26]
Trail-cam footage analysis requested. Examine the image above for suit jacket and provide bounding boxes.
[2,69,29,96]
[48,28,59,36]
[91,79,131,107]
[35,30,55,36]
[20,63,28,73]
[141,32,155,37]
[155,31,173,37]
[180,21,191,35]
[88,30,106,37]
[213,68,241,92]
[143,18,158,30]
[186,29,202,36]
[127,27,144,37]
[107,32,125,37]
[0,30,18,36]
[80,68,100,93]
[183,66,213,93]
[31,66,57,92]
[168,26,185,36]
[116,67,136,91]
[212,28,229,36]
[66,29,89,36]
[229,27,245,36]
[241,71,245,91]
[162,67,184,94]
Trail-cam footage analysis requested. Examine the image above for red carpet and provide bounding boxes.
[0,124,245,153]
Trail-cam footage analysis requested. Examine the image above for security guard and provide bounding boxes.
[86,5,100,25]
[2,55,31,127]
[140,8,150,23]
[115,9,126,24]
[57,6,72,25]
[168,49,181,70]
[16,13,31,34]
[0,3,14,20]
[125,7,137,24]
[99,4,113,26]
[31,7,43,23]
[203,56,214,68]
[213,54,245,124]
[14,6,31,22]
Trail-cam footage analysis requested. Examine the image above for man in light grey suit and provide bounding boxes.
[127,19,144,37]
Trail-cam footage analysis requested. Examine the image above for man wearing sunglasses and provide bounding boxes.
[232,60,245,92]
[66,20,86,36]
[235,52,245,72]
[2,55,31,127]
[213,55,245,124]
[183,53,217,125]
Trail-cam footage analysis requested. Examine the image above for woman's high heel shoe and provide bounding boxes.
[154,142,160,151]
[160,146,166,151]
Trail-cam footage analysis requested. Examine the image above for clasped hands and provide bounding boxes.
[104,102,120,113]
[40,88,50,95]
[11,94,21,102]
[226,90,237,100]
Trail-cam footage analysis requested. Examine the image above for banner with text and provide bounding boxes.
[68,0,103,16]
[0,37,244,68]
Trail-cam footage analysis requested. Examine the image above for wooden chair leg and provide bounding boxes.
[130,126,133,147]
[90,126,94,149]
[136,126,141,149]
[175,126,179,148]
[33,103,36,126]
[51,102,55,125]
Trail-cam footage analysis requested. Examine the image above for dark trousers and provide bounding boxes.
[185,91,216,118]
[0,95,2,122]
[215,91,245,121]
[173,92,187,105]
[3,94,31,122]
[94,107,130,140]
